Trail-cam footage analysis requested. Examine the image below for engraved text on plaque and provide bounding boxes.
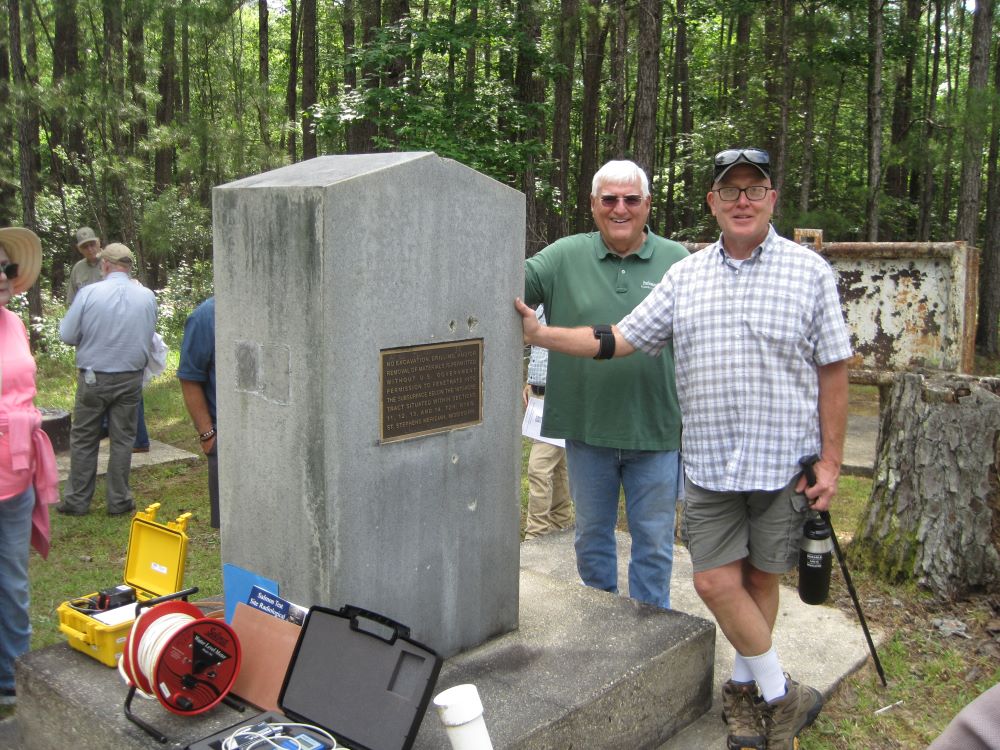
[380,340,483,442]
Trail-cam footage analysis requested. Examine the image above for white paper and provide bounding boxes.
[92,604,140,626]
[521,397,565,448]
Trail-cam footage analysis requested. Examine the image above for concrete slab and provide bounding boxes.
[13,539,715,750]
[55,439,199,482]
[844,413,878,478]
[523,529,884,749]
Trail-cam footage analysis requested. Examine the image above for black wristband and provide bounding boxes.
[592,325,615,360]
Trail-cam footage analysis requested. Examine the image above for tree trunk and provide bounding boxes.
[917,0,942,241]
[797,1,817,214]
[865,0,884,241]
[632,0,661,181]
[732,12,750,103]
[977,43,1000,355]
[258,0,270,149]
[0,14,17,223]
[126,0,146,151]
[353,0,380,153]
[154,5,176,193]
[52,0,84,182]
[954,0,994,248]
[462,0,477,97]
[301,0,317,159]
[514,0,545,253]
[8,0,41,349]
[382,0,410,146]
[575,0,607,233]
[886,0,921,211]
[547,0,577,243]
[856,372,1000,599]
[286,0,300,160]
[607,0,626,158]
[677,0,693,228]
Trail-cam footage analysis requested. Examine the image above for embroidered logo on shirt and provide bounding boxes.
[641,280,658,289]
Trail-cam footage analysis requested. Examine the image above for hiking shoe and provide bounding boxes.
[761,675,823,749]
[722,680,766,750]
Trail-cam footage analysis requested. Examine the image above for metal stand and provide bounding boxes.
[124,685,168,744]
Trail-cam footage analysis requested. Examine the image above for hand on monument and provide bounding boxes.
[514,298,540,345]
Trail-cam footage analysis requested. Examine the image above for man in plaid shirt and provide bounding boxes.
[515,148,852,750]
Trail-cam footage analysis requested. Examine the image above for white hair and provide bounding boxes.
[591,160,650,198]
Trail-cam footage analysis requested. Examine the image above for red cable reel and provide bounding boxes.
[120,600,242,716]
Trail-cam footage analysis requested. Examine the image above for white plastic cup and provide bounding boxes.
[433,683,494,750]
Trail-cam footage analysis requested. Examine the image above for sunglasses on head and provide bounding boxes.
[599,194,644,208]
[0,262,19,279]
[714,148,770,168]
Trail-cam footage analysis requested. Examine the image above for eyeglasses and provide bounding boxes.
[599,194,644,208]
[713,186,772,202]
[715,148,770,169]
[0,262,19,279]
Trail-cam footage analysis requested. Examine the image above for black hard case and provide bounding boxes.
[187,605,442,750]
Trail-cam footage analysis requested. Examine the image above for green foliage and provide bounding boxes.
[154,260,214,348]
[140,188,213,263]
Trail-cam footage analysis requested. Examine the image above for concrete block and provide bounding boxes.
[213,153,525,657]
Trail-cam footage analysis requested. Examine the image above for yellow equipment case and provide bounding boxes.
[57,503,191,667]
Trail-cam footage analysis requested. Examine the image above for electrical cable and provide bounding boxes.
[220,721,339,750]
[118,600,241,715]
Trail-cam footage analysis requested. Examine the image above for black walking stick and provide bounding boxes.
[800,455,888,687]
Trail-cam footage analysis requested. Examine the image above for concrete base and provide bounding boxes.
[13,532,715,750]
[55,438,199,482]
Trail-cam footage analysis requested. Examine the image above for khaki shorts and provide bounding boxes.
[681,476,810,574]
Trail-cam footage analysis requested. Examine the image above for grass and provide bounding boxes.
[11,362,1000,748]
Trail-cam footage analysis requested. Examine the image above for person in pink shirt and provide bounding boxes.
[0,226,58,707]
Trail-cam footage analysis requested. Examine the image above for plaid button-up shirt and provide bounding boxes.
[618,227,852,492]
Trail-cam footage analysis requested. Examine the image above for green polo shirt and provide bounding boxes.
[524,230,688,451]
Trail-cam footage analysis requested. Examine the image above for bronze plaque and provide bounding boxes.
[380,339,483,443]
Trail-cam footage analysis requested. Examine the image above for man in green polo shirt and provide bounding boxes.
[523,160,688,608]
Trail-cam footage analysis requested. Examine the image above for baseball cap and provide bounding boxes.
[100,243,135,265]
[713,148,771,182]
[76,226,99,247]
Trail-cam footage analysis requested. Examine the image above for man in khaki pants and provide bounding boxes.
[522,305,573,539]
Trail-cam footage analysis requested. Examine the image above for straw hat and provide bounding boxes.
[0,227,42,295]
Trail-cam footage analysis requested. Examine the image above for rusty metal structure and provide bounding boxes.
[684,230,979,384]
[795,229,979,383]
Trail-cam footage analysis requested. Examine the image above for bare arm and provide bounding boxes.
[797,358,849,511]
[180,379,216,455]
[514,297,636,359]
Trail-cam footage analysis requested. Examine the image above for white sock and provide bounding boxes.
[742,647,787,702]
[731,654,755,684]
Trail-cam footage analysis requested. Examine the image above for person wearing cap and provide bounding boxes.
[68,227,152,453]
[0,226,59,707]
[58,243,157,517]
[66,226,104,306]
[522,159,688,610]
[514,148,852,750]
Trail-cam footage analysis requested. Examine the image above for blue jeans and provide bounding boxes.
[0,486,34,690]
[133,397,149,449]
[565,440,680,609]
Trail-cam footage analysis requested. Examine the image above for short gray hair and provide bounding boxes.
[591,160,650,198]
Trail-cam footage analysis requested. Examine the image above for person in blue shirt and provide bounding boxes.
[177,297,218,529]
[57,243,156,516]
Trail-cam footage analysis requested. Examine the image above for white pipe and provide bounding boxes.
[433,683,494,750]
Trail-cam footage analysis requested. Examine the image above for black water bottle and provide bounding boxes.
[798,514,833,604]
